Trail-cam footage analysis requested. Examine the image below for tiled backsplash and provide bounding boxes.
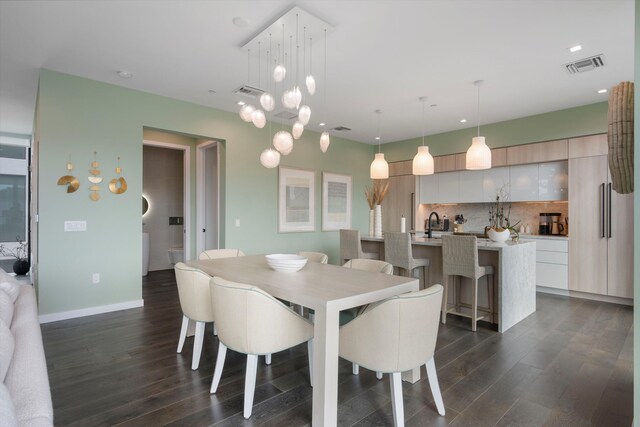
[417,201,568,234]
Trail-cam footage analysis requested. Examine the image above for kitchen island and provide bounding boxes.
[361,236,537,333]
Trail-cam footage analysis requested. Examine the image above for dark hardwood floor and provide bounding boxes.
[42,270,633,426]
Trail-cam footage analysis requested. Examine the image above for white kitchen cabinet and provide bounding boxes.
[510,164,538,201]
[458,170,484,203]
[419,174,438,204]
[437,172,459,203]
[538,161,568,201]
[523,238,569,290]
[482,167,510,202]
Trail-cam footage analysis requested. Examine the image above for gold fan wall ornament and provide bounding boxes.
[88,151,102,201]
[109,156,128,194]
[57,156,80,193]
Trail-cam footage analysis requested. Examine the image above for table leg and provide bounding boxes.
[311,304,340,426]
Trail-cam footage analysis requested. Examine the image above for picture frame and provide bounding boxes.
[322,172,352,231]
[278,167,315,232]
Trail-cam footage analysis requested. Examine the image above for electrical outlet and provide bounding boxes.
[92,273,100,284]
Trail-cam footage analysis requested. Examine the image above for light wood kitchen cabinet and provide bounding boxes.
[509,164,539,201]
[491,148,508,167]
[538,161,568,201]
[568,155,634,298]
[434,154,457,173]
[383,161,416,232]
[568,134,608,158]
[507,139,568,165]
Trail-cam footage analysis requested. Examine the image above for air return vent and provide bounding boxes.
[233,85,265,97]
[564,54,605,74]
[274,111,298,120]
[331,126,352,132]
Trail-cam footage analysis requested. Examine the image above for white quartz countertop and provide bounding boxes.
[362,235,536,252]
[413,230,569,241]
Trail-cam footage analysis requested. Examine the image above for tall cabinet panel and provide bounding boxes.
[568,156,610,296]
[382,161,416,233]
[607,179,634,298]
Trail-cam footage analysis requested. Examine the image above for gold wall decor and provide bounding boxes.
[109,156,128,194]
[57,156,80,193]
[88,151,102,201]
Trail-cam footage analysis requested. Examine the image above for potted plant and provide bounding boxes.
[486,187,520,242]
[0,237,30,275]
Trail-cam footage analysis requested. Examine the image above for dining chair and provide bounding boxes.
[297,251,329,264]
[384,232,431,289]
[339,285,446,426]
[340,229,378,265]
[209,276,314,419]
[174,263,215,370]
[341,258,393,377]
[441,235,494,332]
[198,248,245,260]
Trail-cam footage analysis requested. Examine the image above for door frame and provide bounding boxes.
[142,139,191,261]
[196,140,220,255]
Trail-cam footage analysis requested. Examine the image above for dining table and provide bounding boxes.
[187,254,419,426]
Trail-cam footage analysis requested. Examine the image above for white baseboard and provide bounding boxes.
[38,299,144,324]
[537,286,633,306]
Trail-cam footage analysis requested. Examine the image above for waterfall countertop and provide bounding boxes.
[361,235,537,252]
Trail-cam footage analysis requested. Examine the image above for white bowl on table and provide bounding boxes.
[265,254,308,272]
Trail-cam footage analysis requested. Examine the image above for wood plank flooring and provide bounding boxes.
[42,269,634,426]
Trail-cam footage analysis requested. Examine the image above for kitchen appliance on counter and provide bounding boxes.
[539,212,565,235]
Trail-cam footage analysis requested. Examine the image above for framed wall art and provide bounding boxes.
[278,167,315,232]
[322,172,352,231]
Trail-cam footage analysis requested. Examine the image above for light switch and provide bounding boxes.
[64,221,87,232]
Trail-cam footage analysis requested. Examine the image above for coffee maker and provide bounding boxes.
[539,212,564,235]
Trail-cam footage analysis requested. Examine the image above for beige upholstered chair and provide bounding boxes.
[209,277,314,419]
[341,258,393,377]
[340,229,378,265]
[198,248,245,260]
[384,232,430,289]
[339,285,446,426]
[174,263,215,370]
[441,235,494,332]
[297,251,329,264]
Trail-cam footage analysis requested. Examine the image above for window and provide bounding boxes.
[0,136,30,271]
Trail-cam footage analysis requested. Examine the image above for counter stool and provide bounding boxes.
[384,232,430,290]
[441,235,494,332]
[340,229,378,265]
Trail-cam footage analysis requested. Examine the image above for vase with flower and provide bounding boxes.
[365,180,389,238]
[0,237,30,275]
[486,187,519,243]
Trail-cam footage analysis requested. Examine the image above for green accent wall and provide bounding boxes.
[36,70,373,315]
[634,0,639,420]
[383,102,608,162]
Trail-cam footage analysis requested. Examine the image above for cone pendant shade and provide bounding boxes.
[466,136,492,170]
[370,153,389,179]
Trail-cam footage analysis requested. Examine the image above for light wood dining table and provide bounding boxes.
[187,254,419,426]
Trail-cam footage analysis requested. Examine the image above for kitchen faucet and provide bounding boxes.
[427,211,440,239]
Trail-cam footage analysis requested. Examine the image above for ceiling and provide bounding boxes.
[0,0,634,144]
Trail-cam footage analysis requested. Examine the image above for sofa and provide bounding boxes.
[0,268,53,426]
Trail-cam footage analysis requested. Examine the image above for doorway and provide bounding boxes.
[196,140,219,254]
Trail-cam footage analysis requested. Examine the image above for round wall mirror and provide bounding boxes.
[142,196,149,216]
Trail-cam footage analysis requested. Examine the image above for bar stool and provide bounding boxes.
[441,235,494,332]
[340,229,378,265]
[384,232,430,289]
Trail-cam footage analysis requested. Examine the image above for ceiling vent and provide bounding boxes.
[233,85,265,97]
[564,54,605,74]
[331,126,351,132]
[274,111,298,120]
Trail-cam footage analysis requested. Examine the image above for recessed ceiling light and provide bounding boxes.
[319,122,325,126]
[569,45,582,53]
[116,70,133,79]
[237,101,245,106]
[597,89,607,94]
[208,89,216,94]
[375,137,380,140]
[233,17,248,27]
[460,119,467,123]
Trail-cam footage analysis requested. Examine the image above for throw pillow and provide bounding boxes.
[0,268,20,302]
[0,290,14,326]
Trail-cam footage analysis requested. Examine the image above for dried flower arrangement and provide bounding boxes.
[364,180,389,208]
[488,186,520,236]
[0,237,28,261]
